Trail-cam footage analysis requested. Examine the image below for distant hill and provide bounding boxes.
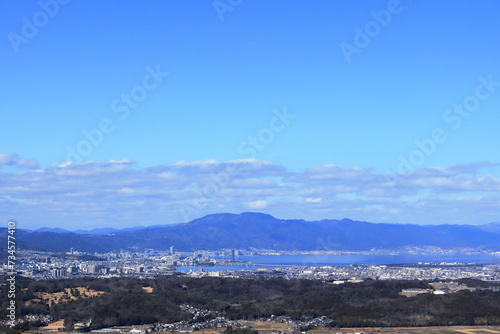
[3,212,499,253]
[34,227,74,233]
[72,227,145,234]
[31,226,152,235]
[477,222,500,234]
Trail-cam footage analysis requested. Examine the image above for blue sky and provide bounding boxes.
[1,0,500,229]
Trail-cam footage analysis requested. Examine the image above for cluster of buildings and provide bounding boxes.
[151,308,333,333]
[1,248,499,282]
[0,314,53,329]
[78,313,334,334]
[270,315,334,331]
[186,263,500,282]
[1,248,224,279]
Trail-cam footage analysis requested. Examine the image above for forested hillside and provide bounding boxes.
[1,276,499,331]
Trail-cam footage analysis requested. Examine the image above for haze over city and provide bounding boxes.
[2,1,500,229]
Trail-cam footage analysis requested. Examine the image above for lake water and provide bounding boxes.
[176,253,500,272]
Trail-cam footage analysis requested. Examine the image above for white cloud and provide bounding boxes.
[2,158,500,228]
[0,153,39,169]
[0,153,18,165]
[15,159,40,169]
[247,200,268,209]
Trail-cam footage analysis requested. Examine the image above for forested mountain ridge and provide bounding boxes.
[3,212,499,252]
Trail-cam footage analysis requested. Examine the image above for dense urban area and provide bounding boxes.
[2,248,499,282]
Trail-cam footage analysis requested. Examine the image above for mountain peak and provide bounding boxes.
[239,212,277,219]
[11,213,500,252]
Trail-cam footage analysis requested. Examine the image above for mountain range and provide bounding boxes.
[2,212,499,253]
